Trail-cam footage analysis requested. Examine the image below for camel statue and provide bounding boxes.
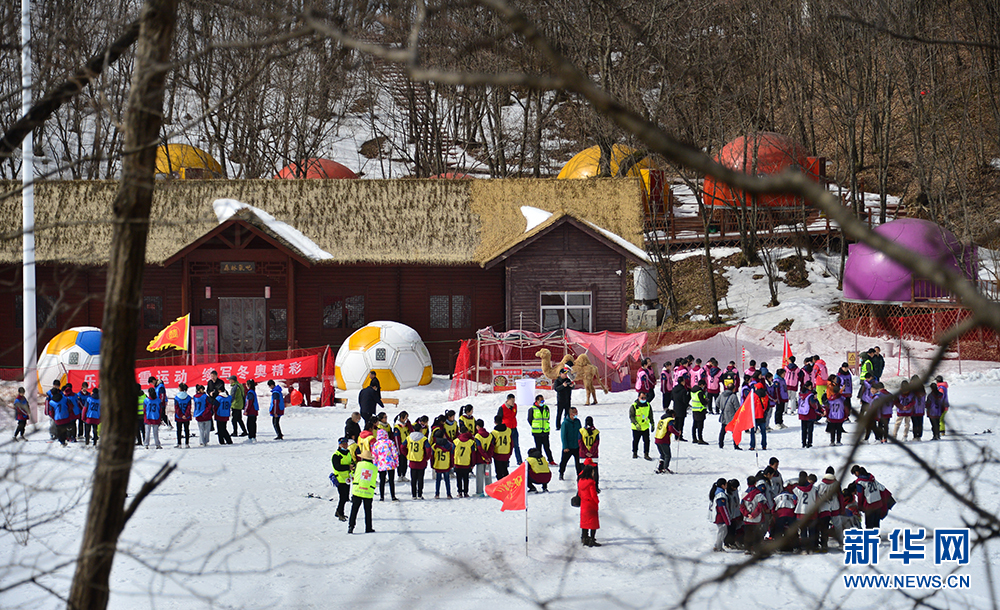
[536,348,574,381]
[573,353,608,405]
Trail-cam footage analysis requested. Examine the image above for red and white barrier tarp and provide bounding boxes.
[67,354,319,390]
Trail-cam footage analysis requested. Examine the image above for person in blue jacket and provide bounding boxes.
[193,385,212,447]
[215,392,234,445]
[244,379,260,443]
[268,380,285,440]
[84,387,101,446]
[143,388,163,449]
[12,387,29,441]
[50,386,73,446]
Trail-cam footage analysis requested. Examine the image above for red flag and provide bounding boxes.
[485,462,527,511]
[782,333,793,368]
[726,391,757,447]
[147,314,190,351]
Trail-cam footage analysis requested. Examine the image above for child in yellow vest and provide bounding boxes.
[526,447,552,492]
[454,424,477,498]
[431,428,454,499]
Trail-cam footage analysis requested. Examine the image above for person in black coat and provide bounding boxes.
[553,369,574,431]
[358,385,383,424]
[872,346,886,381]
[345,412,362,441]
[206,370,227,432]
[671,372,690,442]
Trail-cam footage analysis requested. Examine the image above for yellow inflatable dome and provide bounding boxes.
[155,144,225,179]
[556,144,656,179]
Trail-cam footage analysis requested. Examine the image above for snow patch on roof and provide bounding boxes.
[520,206,553,233]
[213,198,333,261]
[582,220,651,263]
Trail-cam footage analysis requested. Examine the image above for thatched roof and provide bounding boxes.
[0,178,644,266]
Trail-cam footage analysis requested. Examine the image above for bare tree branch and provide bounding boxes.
[0,20,140,161]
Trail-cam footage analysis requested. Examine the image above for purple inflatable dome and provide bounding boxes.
[843,218,976,302]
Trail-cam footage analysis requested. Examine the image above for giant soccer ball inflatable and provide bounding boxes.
[36,326,101,392]
[335,322,433,391]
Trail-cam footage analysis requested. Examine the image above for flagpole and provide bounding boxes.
[524,465,528,557]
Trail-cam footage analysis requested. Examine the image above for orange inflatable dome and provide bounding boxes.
[703,133,819,208]
[275,158,358,179]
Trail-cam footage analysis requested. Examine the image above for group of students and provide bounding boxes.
[331,395,603,538]
[710,457,895,554]
[856,373,950,443]
[11,382,103,446]
[19,371,289,449]
[134,374,287,449]
[632,352,951,451]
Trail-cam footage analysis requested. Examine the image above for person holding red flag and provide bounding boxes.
[747,375,769,451]
[724,380,757,449]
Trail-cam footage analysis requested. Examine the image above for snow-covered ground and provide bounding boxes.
[2,370,999,609]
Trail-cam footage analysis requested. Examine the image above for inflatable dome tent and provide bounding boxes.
[155,144,225,179]
[557,144,669,222]
[702,132,824,208]
[334,321,433,391]
[556,144,657,180]
[842,218,977,303]
[274,158,358,179]
[36,326,101,393]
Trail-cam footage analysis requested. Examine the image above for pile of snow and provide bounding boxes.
[520,206,552,233]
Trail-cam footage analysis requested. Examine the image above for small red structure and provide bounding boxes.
[430,172,472,179]
[703,132,825,209]
[274,158,358,179]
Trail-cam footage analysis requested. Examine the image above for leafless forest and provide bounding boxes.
[1,0,998,237]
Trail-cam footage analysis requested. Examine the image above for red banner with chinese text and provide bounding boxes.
[67,354,319,390]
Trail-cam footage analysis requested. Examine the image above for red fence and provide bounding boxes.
[839,308,1000,364]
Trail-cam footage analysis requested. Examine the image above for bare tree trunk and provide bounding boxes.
[67,1,177,608]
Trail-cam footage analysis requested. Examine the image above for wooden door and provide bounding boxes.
[219,297,266,355]
[192,326,218,365]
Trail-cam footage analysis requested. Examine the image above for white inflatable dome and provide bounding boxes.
[36,326,102,392]
[334,321,433,391]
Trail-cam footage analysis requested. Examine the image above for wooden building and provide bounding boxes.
[0,178,646,373]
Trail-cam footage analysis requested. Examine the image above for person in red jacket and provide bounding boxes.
[578,463,601,547]
[811,355,829,401]
[496,394,522,464]
[491,414,514,479]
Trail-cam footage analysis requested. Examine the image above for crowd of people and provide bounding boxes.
[7,345,948,551]
[333,391,603,542]
[629,349,951,453]
[710,458,895,554]
[20,370,290,448]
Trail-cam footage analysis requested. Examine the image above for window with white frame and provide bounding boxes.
[540,292,592,332]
